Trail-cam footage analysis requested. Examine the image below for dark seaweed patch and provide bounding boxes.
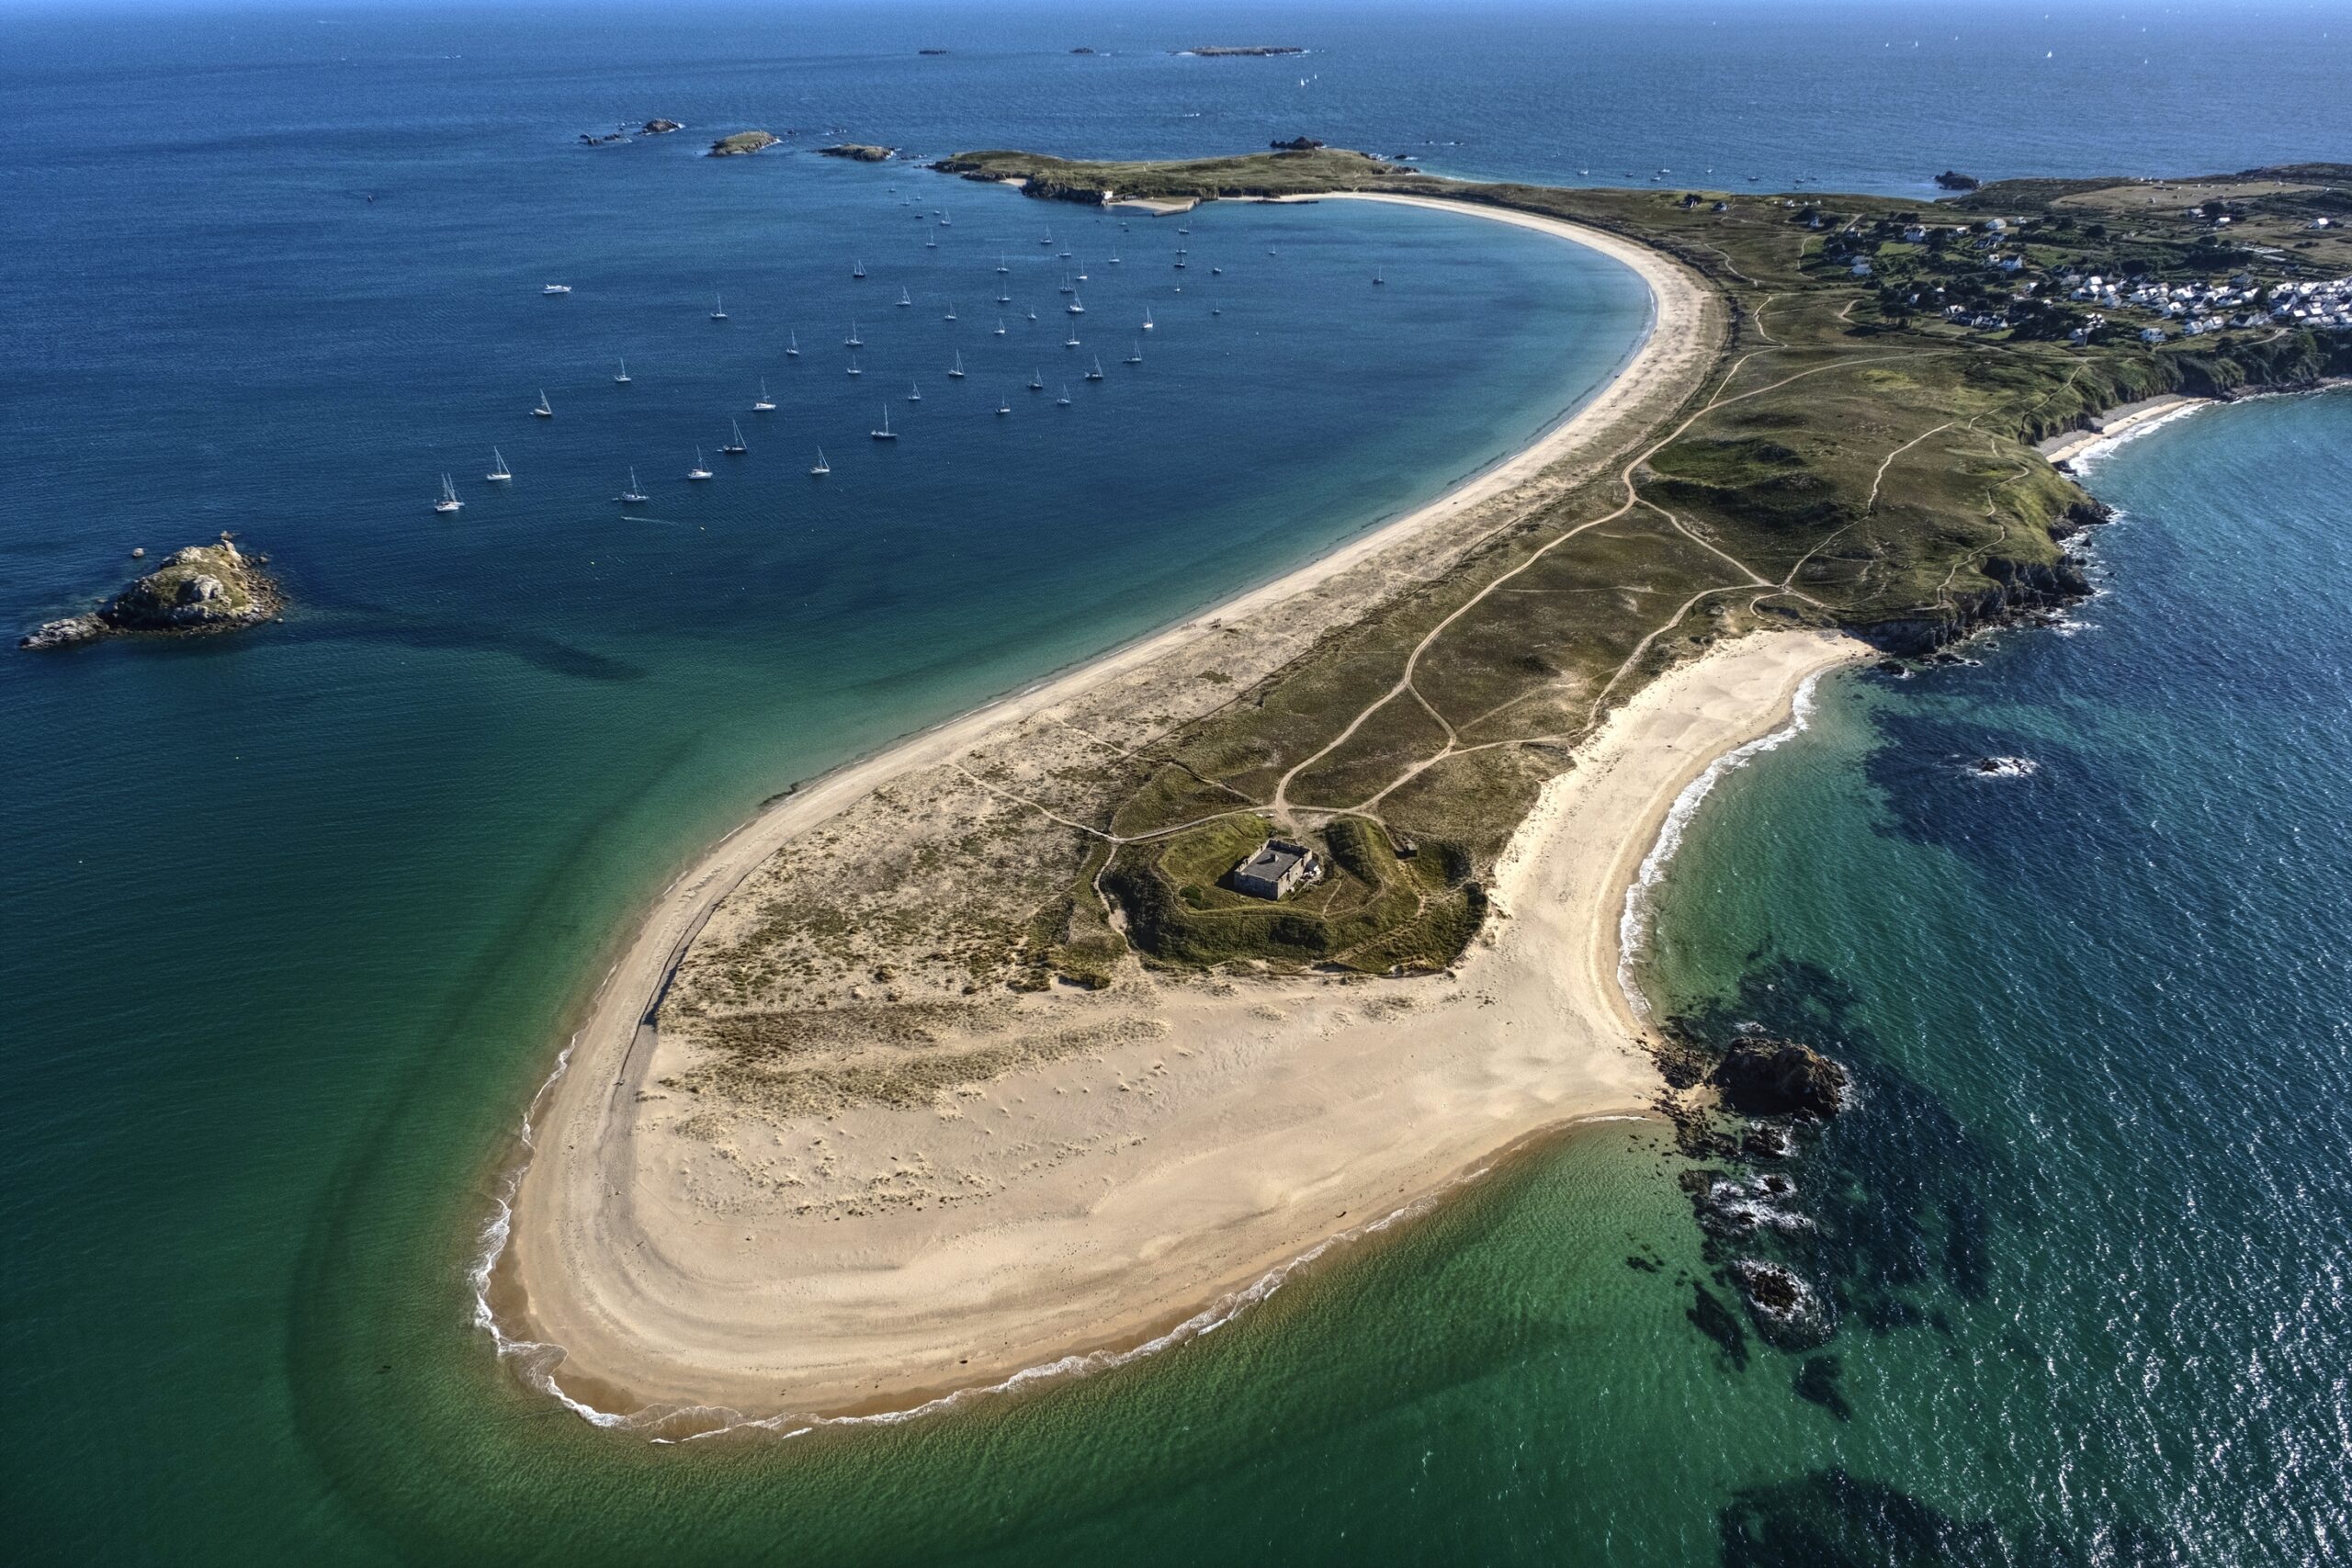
[1687,1282,1749,1370]
[1718,1467,2182,1568]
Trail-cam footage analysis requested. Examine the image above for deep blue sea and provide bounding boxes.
[3,4,2349,1562]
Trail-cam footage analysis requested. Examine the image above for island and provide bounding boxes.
[641,118,682,135]
[815,142,897,163]
[1181,45,1306,56]
[706,130,778,157]
[495,149,2352,1430]
[22,536,281,650]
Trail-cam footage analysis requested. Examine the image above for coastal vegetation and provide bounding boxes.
[662,148,2351,1092]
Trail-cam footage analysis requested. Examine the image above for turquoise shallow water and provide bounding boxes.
[6,4,2352,1562]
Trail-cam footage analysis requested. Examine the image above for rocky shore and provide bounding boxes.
[816,142,896,162]
[21,536,281,650]
[707,131,779,158]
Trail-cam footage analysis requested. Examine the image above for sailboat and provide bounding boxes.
[997,256,1009,274]
[924,235,937,250]
[853,259,866,278]
[1038,231,1053,246]
[486,448,512,482]
[1063,332,1081,348]
[1028,369,1045,390]
[897,286,912,308]
[687,448,713,479]
[808,447,830,476]
[1056,385,1072,407]
[906,380,922,403]
[1068,294,1084,314]
[1374,266,1385,286]
[710,294,728,321]
[434,474,463,513]
[752,379,775,412]
[944,301,957,321]
[996,395,1011,415]
[938,211,951,226]
[997,292,1011,305]
[1125,341,1143,365]
[994,318,1007,336]
[1177,225,1190,235]
[721,420,748,455]
[948,352,967,379]
[1026,308,1038,321]
[786,333,801,358]
[846,321,863,347]
[870,406,897,441]
[1141,310,1155,331]
[1057,275,1074,295]
[532,389,553,418]
[614,358,631,385]
[542,284,571,296]
[618,468,650,505]
[1085,356,1103,381]
[1108,251,1121,265]
[846,358,862,378]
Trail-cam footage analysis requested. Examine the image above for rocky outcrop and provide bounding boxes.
[707,131,780,157]
[21,536,280,650]
[642,119,683,135]
[1272,136,1326,151]
[1729,1258,1829,1348]
[817,142,896,162]
[1184,46,1304,57]
[1712,1037,1849,1120]
[1934,170,1982,191]
[1862,549,2095,656]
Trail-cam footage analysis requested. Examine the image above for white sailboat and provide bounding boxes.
[897,286,912,308]
[618,468,650,504]
[997,395,1012,415]
[434,474,463,513]
[542,284,571,295]
[997,256,1009,274]
[687,448,714,479]
[846,358,863,377]
[906,380,922,403]
[786,333,801,357]
[808,447,830,476]
[1056,385,1072,407]
[846,321,863,347]
[948,352,967,379]
[1125,340,1143,365]
[997,291,1011,304]
[944,301,957,321]
[1085,356,1103,381]
[1058,275,1074,295]
[1063,332,1081,348]
[532,389,553,418]
[721,420,748,455]
[1068,295,1084,314]
[752,379,775,412]
[870,406,897,441]
[1141,310,1155,331]
[486,449,512,482]
[994,317,1007,335]
[853,259,866,278]
[1374,266,1385,286]
[614,358,631,385]
[1028,369,1045,390]
[710,294,728,321]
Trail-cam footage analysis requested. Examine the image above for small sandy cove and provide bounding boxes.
[501,196,1860,1423]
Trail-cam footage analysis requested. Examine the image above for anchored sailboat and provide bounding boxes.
[786,333,801,357]
[870,406,897,440]
[710,294,728,321]
[948,352,967,379]
[618,468,650,504]
[808,448,830,476]
[1085,356,1103,381]
[433,474,463,513]
[721,421,748,455]
[752,379,775,412]
[1056,385,1071,407]
[485,448,512,482]
[687,448,713,479]
[533,389,553,418]
[907,380,922,403]
[614,359,631,385]
[1125,340,1143,365]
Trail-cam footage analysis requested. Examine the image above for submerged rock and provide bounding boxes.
[1712,1037,1849,1120]
[1730,1258,1829,1348]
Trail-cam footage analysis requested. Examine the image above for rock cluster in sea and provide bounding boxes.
[1711,1036,1849,1120]
[20,536,281,650]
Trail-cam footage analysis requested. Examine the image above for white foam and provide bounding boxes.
[2065,400,2211,475]
[1616,670,1828,1020]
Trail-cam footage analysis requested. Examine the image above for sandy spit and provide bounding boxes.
[499,196,1818,1426]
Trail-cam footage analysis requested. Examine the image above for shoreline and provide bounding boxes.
[495,194,1736,1427]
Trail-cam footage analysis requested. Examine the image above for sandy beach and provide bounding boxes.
[496,194,1809,1424]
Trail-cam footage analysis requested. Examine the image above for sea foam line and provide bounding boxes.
[1616,670,1828,1021]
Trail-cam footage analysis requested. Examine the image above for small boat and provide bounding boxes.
[846,358,862,377]
[1177,225,1190,235]
[1057,251,1071,260]
[1076,271,1089,282]
[1057,276,1073,295]
[846,321,863,347]
[870,406,897,441]
[433,474,463,513]
[752,378,775,412]
[944,301,957,321]
[1108,252,1121,265]
[1085,356,1103,381]
[1211,265,1223,276]
[486,448,512,482]
[996,396,1011,415]
[924,236,937,250]
[1028,370,1044,390]
[614,359,631,385]
[997,256,1009,274]
[710,294,728,321]
[1063,333,1080,348]
[542,284,571,296]
[533,389,553,418]
[786,333,800,357]
[687,447,713,479]
[897,287,912,308]
[996,292,1011,304]
[1068,295,1085,314]
[1026,308,1038,321]
[809,447,830,476]
[1056,385,1071,407]
[948,352,967,378]
[1125,341,1143,365]
[1174,258,1187,270]
[1141,310,1155,331]
[906,380,922,403]
[618,468,650,504]
[939,212,951,226]
[721,420,748,455]
[994,317,1007,335]
[853,259,866,278]
[1212,306,1222,316]
[1038,231,1053,246]
[1373,267,1385,286]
